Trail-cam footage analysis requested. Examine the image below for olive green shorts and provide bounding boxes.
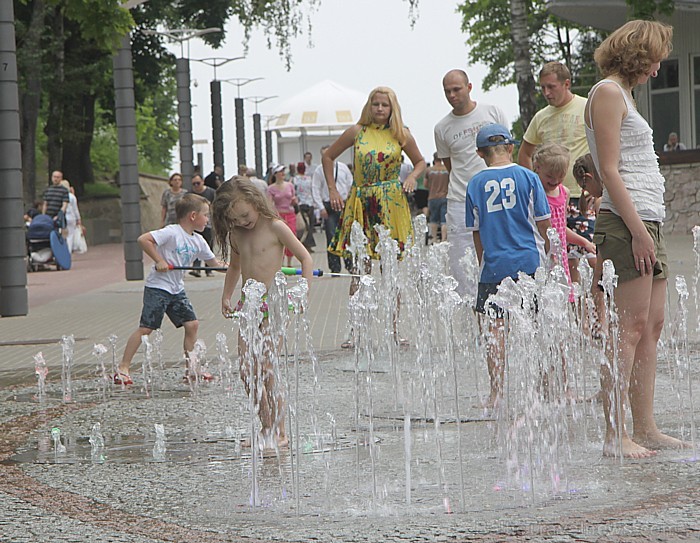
[592,212,668,284]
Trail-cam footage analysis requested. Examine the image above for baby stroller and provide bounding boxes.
[26,213,71,272]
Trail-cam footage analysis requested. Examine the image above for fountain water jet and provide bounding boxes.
[60,335,75,402]
[92,343,110,401]
[34,352,48,402]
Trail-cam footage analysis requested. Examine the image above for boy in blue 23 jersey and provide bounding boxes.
[465,123,552,408]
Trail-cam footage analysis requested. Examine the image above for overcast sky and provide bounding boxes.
[177,0,520,173]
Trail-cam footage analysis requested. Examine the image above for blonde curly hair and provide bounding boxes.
[594,20,673,87]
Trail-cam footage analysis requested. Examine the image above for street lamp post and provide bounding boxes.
[191,57,243,177]
[113,33,143,280]
[263,115,280,175]
[142,28,220,190]
[222,77,263,169]
[113,0,148,281]
[245,96,277,177]
[0,0,28,315]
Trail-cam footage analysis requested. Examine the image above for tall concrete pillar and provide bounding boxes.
[176,57,194,189]
[253,113,262,177]
[0,0,28,316]
[265,129,273,173]
[210,80,224,175]
[234,97,245,168]
[113,34,144,281]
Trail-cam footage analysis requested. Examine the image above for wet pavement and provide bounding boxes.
[0,234,699,542]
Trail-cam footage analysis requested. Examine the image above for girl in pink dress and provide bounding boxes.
[267,164,298,266]
[533,143,596,302]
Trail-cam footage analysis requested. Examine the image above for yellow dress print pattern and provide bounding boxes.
[329,123,414,260]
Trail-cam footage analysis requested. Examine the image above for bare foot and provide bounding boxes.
[633,431,692,451]
[586,390,603,404]
[564,388,585,404]
[603,435,657,459]
[479,393,501,410]
[394,336,410,348]
[241,432,289,450]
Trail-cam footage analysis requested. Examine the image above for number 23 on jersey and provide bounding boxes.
[484,178,516,213]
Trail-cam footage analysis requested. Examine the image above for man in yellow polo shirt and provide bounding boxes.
[518,61,590,281]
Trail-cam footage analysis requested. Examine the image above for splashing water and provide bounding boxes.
[34,352,48,402]
[349,274,379,502]
[374,224,401,384]
[153,423,166,462]
[140,335,154,398]
[216,332,234,393]
[152,329,164,372]
[600,259,624,462]
[89,422,105,463]
[347,220,369,271]
[60,335,75,402]
[92,344,110,401]
[239,278,271,508]
[287,276,319,514]
[671,276,698,458]
[107,334,118,377]
[51,427,66,457]
[693,226,700,339]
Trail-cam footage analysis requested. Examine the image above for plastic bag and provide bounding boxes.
[73,226,88,254]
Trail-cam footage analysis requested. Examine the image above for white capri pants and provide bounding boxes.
[446,198,478,299]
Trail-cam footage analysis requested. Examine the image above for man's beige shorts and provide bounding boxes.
[592,212,668,284]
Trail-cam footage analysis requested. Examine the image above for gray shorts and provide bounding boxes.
[139,287,197,330]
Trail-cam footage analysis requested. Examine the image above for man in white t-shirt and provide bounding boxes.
[434,69,508,296]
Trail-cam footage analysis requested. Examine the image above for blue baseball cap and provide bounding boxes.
[476,123,519,148]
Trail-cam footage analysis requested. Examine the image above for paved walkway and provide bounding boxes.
[2,231,353,384]
[0,233,698,542]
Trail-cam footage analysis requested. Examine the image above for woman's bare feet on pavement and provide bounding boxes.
[476,393,501,411]
[241,434,289,450]
[633,431,692,451]
[603,435,657,459]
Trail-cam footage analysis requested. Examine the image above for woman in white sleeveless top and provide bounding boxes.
[585,20,688,458]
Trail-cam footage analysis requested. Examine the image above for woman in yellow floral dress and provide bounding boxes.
[323,86,426,348]
[324,86,426,264]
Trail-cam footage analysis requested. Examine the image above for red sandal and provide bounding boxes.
[113,372,133,386]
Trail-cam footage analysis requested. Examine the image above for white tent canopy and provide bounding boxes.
[270,80,366,134]
[270,80,367,167]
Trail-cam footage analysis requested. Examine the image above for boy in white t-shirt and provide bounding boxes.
[115,194,225,385]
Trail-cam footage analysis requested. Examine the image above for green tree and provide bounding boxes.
[626,0,674,18]
[15,0,322,202]
[509,0,537,130]
[457,0,676,131]
[457,0,604,130]
[16,0,132,199]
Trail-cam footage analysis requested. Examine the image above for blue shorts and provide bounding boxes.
[476,282,505,319]
[428,197,448,225]
[475,275,538,319]
[139,287,197,330]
